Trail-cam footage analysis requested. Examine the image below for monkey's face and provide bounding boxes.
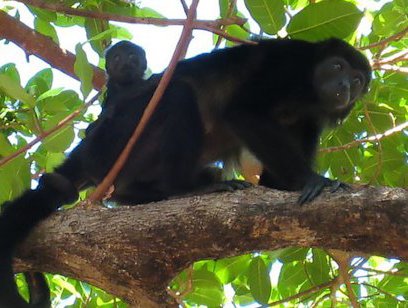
[313,56,368,119]
[106,46,147,85]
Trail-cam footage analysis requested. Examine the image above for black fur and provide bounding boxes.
[86,41,156,136]
[0,38,371,307]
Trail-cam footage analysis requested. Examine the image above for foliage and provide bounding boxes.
[0,0,407,307]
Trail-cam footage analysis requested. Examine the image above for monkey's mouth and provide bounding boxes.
[334,92,351,110]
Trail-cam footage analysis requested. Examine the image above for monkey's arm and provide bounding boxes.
[224,108,340,204]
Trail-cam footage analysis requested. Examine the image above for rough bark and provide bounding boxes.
[13,185,408,307]
[0,10,106,90]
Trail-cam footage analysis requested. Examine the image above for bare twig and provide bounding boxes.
[359,283,402,302]
[376,50,408,65]
[329,250,360,308]
[320,121,408,153]
[266,280,335,307]
[360,27,408,50]
[379,65,408,74]
[180,0,189,16]
[88,0,201,201]
[14,0,245,29]
[214,0,238,48]
[13,0,251,45]
[0,93,100,168]
[363,102,382,184]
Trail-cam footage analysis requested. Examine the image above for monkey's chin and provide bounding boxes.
[334,101,351,111]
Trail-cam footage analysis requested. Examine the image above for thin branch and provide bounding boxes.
[320,121,408,153]
[360,27,408,50]
[201,25,256,45]
[329,250,360,308]
[266,280,335,307]
[0,93,100,168]
[180,0,189,16]
[14,0,245,29]
[359,283,402,302]
[13,0,251,45]
[376,50,408,65]
[214,0,238,48]
[363,102,382,184]
[355,267,408,277]
[88,0,200,201]
[379,65,408,74]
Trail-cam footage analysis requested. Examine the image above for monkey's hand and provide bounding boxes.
[196,180,252,195]
[298,174,350,205]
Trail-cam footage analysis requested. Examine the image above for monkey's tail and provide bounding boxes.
[25,272,51,307]
[0,173,78,308]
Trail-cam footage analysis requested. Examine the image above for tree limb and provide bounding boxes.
[14,0,246,28]
[13,185,408,306]
[0,10,106,90]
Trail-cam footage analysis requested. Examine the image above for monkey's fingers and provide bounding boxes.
[298,183,325,205]
[329,181,351,193]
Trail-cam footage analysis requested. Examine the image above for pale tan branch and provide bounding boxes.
[360,27,408,50]
[321,121,408,153]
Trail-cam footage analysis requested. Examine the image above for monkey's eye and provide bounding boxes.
[332,63,342,70]
[353,77,362,86]
[129,54,138,60]
[113,54,120,62]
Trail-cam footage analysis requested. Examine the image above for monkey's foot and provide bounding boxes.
[200,180,252,194]
[298,175,350,205]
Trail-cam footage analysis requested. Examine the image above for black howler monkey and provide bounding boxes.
[86,40,157,135]
[0,38,371,307]
[22,40,155,308]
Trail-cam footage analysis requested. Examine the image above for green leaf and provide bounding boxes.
[278,262,309,298]
[277,247,309,263]
[215,254,251,284]
[184,269,224,306]
[28,7,57,22]
[283,0,308,10]
[45,152,66,172]
[85,18,111,56]
[74,43,93,99]
[244,0,286,34]
[0,133,14,156]
[305,249,331,285]
[54,14,84,27]
[39,90,81,114]
[34,17,59,44]
[248,256,271,305]
[0,155,30,204]
[373,2,408,37]
[0,74,35,107]
[0,63,21,85]
[25,68,53,98]
[36,87,65,102]
[41,115,75,153]
[287,0,363,41]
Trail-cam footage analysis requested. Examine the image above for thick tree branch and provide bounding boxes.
[0,10,106,90]
[13,186,408,306]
